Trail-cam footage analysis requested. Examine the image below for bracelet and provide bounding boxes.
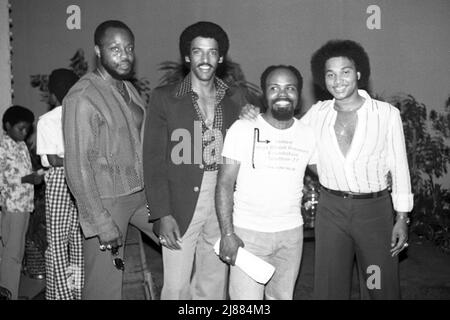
[396,215,410,225]
[223,232,235,237]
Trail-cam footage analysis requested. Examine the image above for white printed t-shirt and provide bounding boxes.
[36,106,64,168]
[222,114,317,232]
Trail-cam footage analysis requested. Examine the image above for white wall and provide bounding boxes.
[0,0,12,135]
[9,0,450,187]
[11,0,450,118]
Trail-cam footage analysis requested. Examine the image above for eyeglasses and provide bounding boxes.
[252,128,270,169]
[111,246,125,271]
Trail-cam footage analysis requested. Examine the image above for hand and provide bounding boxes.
[390,219,409,257]
[98,221,123,252]
[219,233,244,266]
[239,104,260,120]
[157,215,182,250]
[21,172,44,185]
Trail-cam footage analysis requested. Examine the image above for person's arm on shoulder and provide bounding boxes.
[239,104,260,121]
[63,95,122,248]
[387,107,413,256]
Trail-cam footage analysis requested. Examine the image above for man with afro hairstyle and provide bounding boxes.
[143,21,249,299]
[305,39,412,299]
[240,40,413,300]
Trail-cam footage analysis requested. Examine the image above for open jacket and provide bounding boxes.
[63,72,146,238]
[143,78,248,237]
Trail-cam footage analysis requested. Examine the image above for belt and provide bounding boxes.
[320,185,389,199]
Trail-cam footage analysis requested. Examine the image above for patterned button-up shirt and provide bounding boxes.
[0,132,34,213]
[176,75,228,171]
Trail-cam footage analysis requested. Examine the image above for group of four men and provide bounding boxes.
[53,19,412,300]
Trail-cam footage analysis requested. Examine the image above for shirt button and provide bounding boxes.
[199,164,204,169]
[193,186,200,192]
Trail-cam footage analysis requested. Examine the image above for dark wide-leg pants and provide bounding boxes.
[313,190,400,300]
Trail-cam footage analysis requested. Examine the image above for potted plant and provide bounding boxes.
[390,94,450,253]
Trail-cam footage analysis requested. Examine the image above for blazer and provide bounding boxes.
[143,79,248,236]
[63,72,146,237]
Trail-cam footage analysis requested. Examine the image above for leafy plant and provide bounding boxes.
[69,49,89,78]
[390,94,450,253]
[30,49,89,105]
[130,77,152,105]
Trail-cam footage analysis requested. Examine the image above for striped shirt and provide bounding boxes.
[301,89,413,212]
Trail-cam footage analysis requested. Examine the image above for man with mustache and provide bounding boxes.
[216,65,316,299]
[143,21,250,299]
[63,20,155,300]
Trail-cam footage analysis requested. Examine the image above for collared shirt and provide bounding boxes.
[301,89,413,212]
[36,106,64,167]
[176,75,227,171]
[0,132,34,213]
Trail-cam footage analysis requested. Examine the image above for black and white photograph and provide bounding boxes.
[0,0,449,312]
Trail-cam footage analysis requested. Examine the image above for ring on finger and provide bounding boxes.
[99,244,106,251]
[403,242,409,248]
[106,244,112,250]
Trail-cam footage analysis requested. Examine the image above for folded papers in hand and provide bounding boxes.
[214,239,275,284]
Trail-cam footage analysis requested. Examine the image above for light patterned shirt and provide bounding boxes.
[0,132,34,213]
[301,90,413,212]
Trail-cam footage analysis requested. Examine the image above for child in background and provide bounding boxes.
[0,105,43,300]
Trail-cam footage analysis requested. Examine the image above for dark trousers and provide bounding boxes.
[313,190,400,300]
[82,190,157,300]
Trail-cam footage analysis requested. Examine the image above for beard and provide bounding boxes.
[270,98,296,121]
[101,57,134,80]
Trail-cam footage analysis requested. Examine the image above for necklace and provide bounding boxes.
[116,82,127,97]
[197,91,216,129]
[335,111,357,137]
